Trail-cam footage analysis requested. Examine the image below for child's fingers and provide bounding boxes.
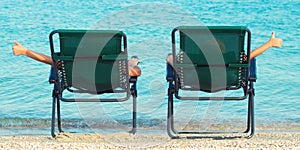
[13,40,22,46]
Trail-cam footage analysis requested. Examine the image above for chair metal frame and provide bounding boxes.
[167,26,256,139]
[49,30,137,137]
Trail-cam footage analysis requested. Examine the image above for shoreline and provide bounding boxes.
[2,120,299,136]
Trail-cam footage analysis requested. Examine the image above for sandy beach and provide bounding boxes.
[0,131,299,149]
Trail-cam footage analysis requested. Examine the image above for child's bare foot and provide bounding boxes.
[12,41,27,56]
[166,54,173,65]
[129,65,141,77]
[128,56,141,77]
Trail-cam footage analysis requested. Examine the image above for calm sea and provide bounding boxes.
[1,0,299,135]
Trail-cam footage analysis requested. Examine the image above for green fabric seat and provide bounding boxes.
[53,30,128,93]
[175,26,249,92]
[49,29,137,137]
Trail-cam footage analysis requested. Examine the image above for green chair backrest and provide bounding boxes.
[176,26,249,92]
[53,30,128,93]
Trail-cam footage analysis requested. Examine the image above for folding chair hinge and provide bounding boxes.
[168,88,175,95]
[248,88,255,96]
[130,89,137,97]
[168,82,175,95]
[52,90,60,98]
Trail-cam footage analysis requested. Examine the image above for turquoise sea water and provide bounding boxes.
[1,0,299,135]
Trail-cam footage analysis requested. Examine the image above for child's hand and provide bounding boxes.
[12,41,27,56]
[268,32,283,48]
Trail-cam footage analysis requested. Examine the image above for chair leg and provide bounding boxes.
[129,95,137,134]
[167,93,179,139]
[170,96,178,134]
[51,96,57,138]
[246,90,255,138]
[244,96,252,134]
[129,82,137,134]
[57,98,63,133]
[167,87,255,139]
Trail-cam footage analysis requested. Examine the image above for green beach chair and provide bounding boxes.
[49,30,137,137]
[166,26,256,139]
